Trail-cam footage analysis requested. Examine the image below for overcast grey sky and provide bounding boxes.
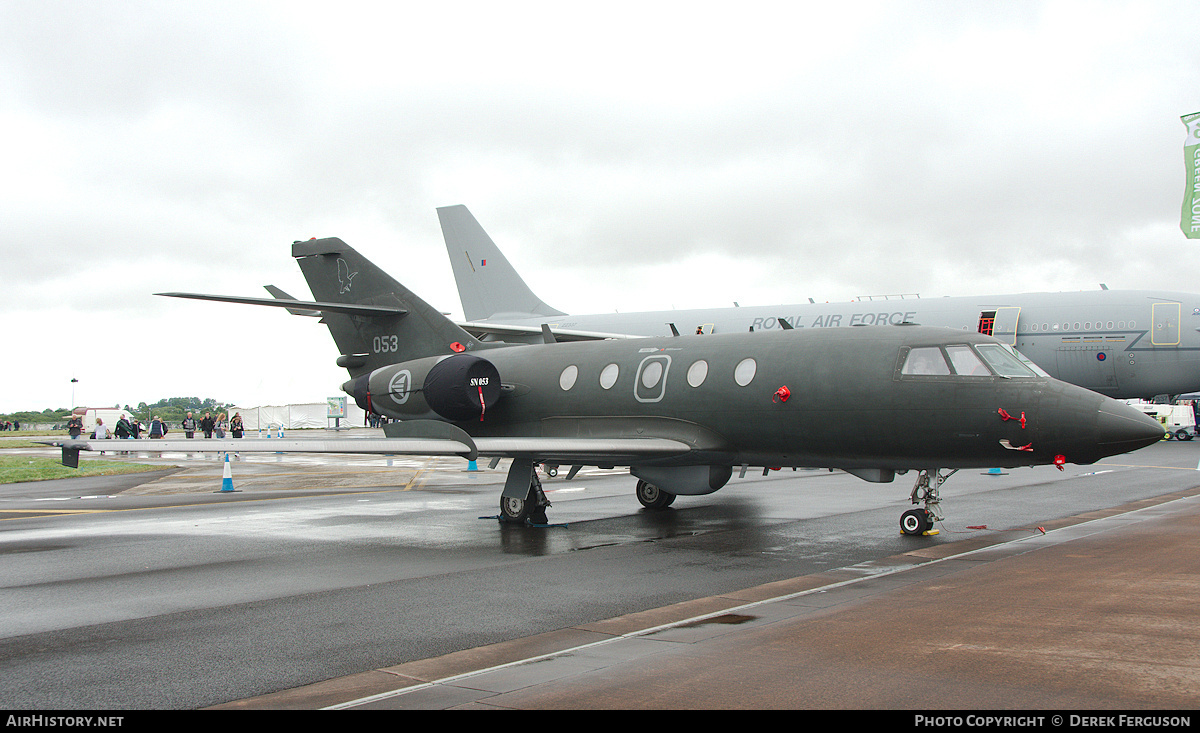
[1,0,1198,414]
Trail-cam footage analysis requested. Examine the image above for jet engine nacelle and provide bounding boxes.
[344,353,502,422]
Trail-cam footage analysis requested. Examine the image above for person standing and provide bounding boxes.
[182,412,196,439]
[215,412,227,438]
[230,413,244,438]
[114,415,133,439]
[149,416,165,439]
[67,414,83,440]
[200,412,215,439]
[93,418,109,440]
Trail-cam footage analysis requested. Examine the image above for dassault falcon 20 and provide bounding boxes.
[49,237,1163,534]
[437,205,1200,400]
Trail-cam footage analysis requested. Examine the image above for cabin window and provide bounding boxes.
[975,344,1037,377]
[641,361,663,389]
[635,355,671,402]
[599,363,619,390]
[901,347,950,375]
[687,360,709,387]
[559,365,579,390]
[734,358,757,386]
[1011,347,1051,376]
[945,345,989,376]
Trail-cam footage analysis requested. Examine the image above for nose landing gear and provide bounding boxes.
[901,468,956,536]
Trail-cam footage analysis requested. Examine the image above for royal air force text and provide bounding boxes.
[750,312,917,330]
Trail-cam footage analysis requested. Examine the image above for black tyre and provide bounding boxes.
[500,495,530,523]
[900,508,931,536]
[636,479,675,510]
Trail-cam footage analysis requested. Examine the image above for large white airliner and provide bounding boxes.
[437,205,1200,400]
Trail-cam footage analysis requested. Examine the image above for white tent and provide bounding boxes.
[231,401,367,431]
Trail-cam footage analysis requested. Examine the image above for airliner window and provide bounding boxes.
[945,345,989,376]
[687,360,708,387]
[901,347,950,375]
[975,344,1036,377]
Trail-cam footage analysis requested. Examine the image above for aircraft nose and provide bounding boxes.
[1093,401,1165,456]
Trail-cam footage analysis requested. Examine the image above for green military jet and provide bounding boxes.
[52,237,1164,534]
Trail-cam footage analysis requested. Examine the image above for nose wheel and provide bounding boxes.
[900,508,934,535]
[901,468,955,536]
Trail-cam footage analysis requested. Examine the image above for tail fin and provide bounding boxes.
[292,237,481,378]
[437,205,566,321]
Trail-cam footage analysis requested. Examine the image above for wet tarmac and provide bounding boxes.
[1,431,1199,711]
[268,488,1200,710]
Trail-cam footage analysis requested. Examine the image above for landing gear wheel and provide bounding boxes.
[499,470,551,525]
[500,495,530,523]
[900,508,932,536]
[903,468,954,536]
[636,479,676,510]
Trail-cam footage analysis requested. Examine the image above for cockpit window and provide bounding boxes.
[945,345,990,376]
[1010,346,1051,377]
[901,347,951,375]
[975,343,1037,377]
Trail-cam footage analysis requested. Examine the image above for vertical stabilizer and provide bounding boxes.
[437,205,566,321]
[292,237,481,377]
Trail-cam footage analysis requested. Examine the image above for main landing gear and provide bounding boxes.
[499,467,551,525]
[901,468,956,536]
[635,479,676,510]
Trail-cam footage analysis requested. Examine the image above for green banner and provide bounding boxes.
[1183,112,1200,239]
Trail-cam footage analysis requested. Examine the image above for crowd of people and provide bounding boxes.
[67,411,246,439]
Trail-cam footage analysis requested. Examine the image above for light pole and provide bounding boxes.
[70,377,78,410]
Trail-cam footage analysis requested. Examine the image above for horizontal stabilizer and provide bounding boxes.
[157,292,408,317]
[264,285,322,316]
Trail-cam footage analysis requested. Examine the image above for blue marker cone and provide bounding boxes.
[220,453,235,492]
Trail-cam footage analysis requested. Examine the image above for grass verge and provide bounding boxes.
[0,454,166,484]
